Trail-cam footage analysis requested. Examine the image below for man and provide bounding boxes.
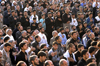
[21,11,30,30]
[95,11,100,28]
[45,12,54,43]
[66,31,78,49]
[86,33,95,49]
[77,49,89,66]
[31,18,38,30]
[8,10,18,30]
[17,30,27,47]
[4,29,15,41]
[27,35,33,46]
[2,43,11,66]
[86,58,96,65]
[50,30,58,47]
[87,63,97,66]
[29,55,39,66]
[16,26,23,40]
[55,11,63,29]
[44,60,54,66]
[16,61,27,66]
[31,30,37,41]
[0,50,3,66]
[95,41,100,66]
[94,27,100,37]
[63,43,77,66]
[59,59,68,66]
[62,7,71,30]
[16,41,29,66]
[31,35,41,55]
[37,51,47,66]
[74,44,84,62]
[38,27,49,47]
[58,27,67,46]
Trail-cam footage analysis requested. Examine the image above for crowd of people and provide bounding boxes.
[0,0,100,66]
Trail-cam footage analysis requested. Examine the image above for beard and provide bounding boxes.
[34,61,39,65]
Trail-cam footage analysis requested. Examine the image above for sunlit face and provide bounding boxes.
[34,57,39,65]
[21,62,27,66]
[5,46,11,52]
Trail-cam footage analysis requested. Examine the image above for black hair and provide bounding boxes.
[4,36,10,42]
[16,22,21,28]
[81,49,88,56]
[52,41,58,46]
[97,41,100,47]
[86,58,95,65]
[35,35,39,40]
[55,36,60,41]
[38,51,46,58]
[77,44,84,48]
[41,48,48,52]
[33,18,36,20]
[91,41,97,46]
[40,44,46,49]
[67,43,74,49]
[71,31,76,36]
[59,27,64,32]
[4,43,11,47]
[19,42,26,49]
[88,46,96,53]
[29,55,38,64]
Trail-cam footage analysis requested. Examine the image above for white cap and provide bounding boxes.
[1,1,5,4]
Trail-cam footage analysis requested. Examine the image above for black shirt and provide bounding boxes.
[37,60,44,66]
[74,51,82,62]
[31,22,38,30]
[95,49,100,66]
[77,58,87,66]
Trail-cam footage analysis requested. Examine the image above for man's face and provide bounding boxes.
[0,52,2,58]
[23,32,27,37]
[37,36,41,42]
[71,45,76,53]
[72,33,77,39]
[8,30,12,35]
[92,59,96,65]
[57,12,60,16]
[61,30,64,34]
[80,46,84,52]
[34,57,39,65]
[41,56,46,62]
[53,44,58,50]
[91,34,95,39]
[48,61,54,66]
[61,61,68,66]
[22,44,28,50]
[85,52,89,59]
[0,30,3,36]
[29,36,33,41]
[41,28,45,33]
[58,37,62,43]
[5,46,11,52]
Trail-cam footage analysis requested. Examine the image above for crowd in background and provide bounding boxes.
[0,0,100,66]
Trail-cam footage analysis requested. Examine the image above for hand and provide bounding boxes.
[68,57,75,62]
[67,21,70,24]
[54,51,57,55]
[31,47,36,51]
[78,57,82,60]
[74,42,78,46]
[12,52,17,56]
[8,12,10,14]
[26,19,28,21]
[5,62,10,66]
[25,55,27,60]
[58,18,62,21]
[51,20,53,22]
[52,26,54,28]
[51,52,55,56]
[68,15,70,18]
[62,35,64,38]
[14,17,17,20]
[90,19,93,22]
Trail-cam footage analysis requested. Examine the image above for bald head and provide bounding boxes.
[59,59,68,66]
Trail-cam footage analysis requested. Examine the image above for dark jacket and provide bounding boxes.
[62,13,71,23]
[31,22,38,30]
[77,58,87,66]
[3,10,11,25]
[95,49,100,66]
[16,31,21,40]
[16,51,29,66]
[21,16,30,30]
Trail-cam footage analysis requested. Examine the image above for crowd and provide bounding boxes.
[0,0,100,66]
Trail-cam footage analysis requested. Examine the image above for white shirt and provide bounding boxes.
[4,34,15,41]
[95,16,100,27]
[63,50,76,66]
[70,18,78,26]
[29,14,39,24]
[38,32,49,47]
[92,2,100,8]
[89,53,95,58]
[24,7,29,12]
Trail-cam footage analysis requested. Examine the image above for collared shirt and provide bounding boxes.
[4,34,15,41]
[40,18,46,30]
[70,18,78,26]
[38,32,49,47]
[58,32,67,45]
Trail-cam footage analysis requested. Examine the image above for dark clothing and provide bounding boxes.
[31,22,38,30]
[12,28,19,40]
[62,13,71,23]
[16,31,21,40]
[77,28,85,39]
[65,32,70,39]
[16,51,29,66]
[3,10,11,26]
[37,61,44,66]
[74,51,82,62]
[21,16,30,30]
[86,39,92,49]
[31,41,40,55]
[17,36,24,47]
[10,48,17,65]
[8,15,18,30]
[77,58,87,66]
[55,16,63,29]
[95,49,100,66]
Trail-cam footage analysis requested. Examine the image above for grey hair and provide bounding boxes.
[44,60,52,66]
[52,30,57,36]
[89,32,94,37]
[6,29,12,34]
[29,55,38,63]
[8,40,14,43]
[21,30,27,34]
[59,59,67,66]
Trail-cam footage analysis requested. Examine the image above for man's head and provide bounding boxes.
[52,30,58,37]
[48,12,52,18]
[40,44,47,50]
[60,27,64,34]
[16,61,27,66]
[71,31,77,39]
[94,27,99,33]
[21,30,27,37]
[88,46,96,55]
[71,25,76,31]
[87,63,97,66]
[24,11,28,16]
[31,30,36,36]
[89,12,93,18]
[59,59,68,66]
[81,49,89,60]
[6,29,12,35]
[86,29,91,36]
[38,51,46,62]
[38,22,42,28]
[18,26,23,31]
[33,10,36,15]
[11,10,15,16]
[35,35,41,42]
[86,58,96,65]
[0,50,2,58]
[39,27,45,33]
[33,18,36,23]
[27,35,33,42]
[52,41,58,50]
[0,29,3,36]
[65,7,70,13]
[77,44,84,52]
[4,36,10,43]
[29,55,39,65]
[89,33,95,40]
[56,11,60,16]
[44,60,54,66]
[19,42,28,50]
[67,43,76,53]
[55,36,62,43]
[91,41,97,48]
[41,14,45,19]
[16,22,21,28]
[4,43,11,52]
[8,40,15,48]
